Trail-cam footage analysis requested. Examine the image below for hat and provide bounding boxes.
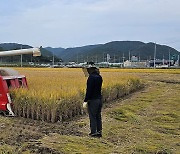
[83,62,98,69]
[82,62,99,77]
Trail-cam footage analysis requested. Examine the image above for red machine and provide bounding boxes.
[0,47,41,116]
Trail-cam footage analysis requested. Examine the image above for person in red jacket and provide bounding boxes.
[82,63,103,138]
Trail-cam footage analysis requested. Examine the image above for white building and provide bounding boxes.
[124,60,147,68]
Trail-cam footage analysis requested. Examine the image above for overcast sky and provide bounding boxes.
[0,0,180,51]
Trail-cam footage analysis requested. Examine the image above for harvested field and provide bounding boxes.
[0,68,179,154]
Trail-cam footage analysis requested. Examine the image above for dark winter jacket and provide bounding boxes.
[84,72,103,102]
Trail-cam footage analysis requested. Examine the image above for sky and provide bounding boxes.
[0,0,180,51]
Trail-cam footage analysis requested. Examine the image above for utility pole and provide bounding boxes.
[139,52,141,62]
[52,51,54,66]
[103,53,105,62]
[154,42,156,69]
[122,53,125,67]
[163,54,165,65]
[21,55,23,67]
[81,55,84,63]
[86,55,88,62]
[178,55,180,67]
[169,49,171,67]
[129,51,132,67]
[20,45,23,67]
[77,53,79,64]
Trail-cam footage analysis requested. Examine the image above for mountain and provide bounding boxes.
[45,47,65,57]
[45,44,102,61]
[0,43,61,63]
[46,41,180,62]
[131,42,179,60]
[1,41,179,63]
[83,41,145,62]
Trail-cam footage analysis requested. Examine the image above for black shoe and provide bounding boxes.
[96,131,102,138]
[89,132,96,136]
[96,133,102,138]
[89,132,102,138]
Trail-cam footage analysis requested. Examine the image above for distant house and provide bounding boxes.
[148,60,174,67]
[124,60,147,68]
[131,56,138,62]
[124,60,131,67]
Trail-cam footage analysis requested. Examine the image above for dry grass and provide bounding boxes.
[100,68,180,74]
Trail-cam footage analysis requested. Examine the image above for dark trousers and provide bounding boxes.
[88,99,102,134]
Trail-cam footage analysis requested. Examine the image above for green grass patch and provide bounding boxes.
[40,133,116,154]
[109,108,139,122]
[133,144,173,154]
[107,81,180,154]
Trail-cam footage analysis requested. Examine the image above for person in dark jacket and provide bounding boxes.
[82,65,103,138]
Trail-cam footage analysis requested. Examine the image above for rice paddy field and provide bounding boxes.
[0,68,180,154]
[10,68,143,123]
